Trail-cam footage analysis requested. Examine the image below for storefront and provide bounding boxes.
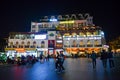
[5,48,37,57]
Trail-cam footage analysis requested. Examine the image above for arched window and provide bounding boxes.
[80,40,84,45]
[65,15,69,20]
[16,41,19,45]
[58,15,62,20]
[87,40,91,45]
[41,41,45,44]
[71,14,76,20]
[27,41,30,45]
[44,16,48,21]
[10,42,13,46]
[41,41,45,48]
[33,41,36,44]
[94,40,99,45]
[51,16,55,19]
[86,32,92,36]
[87,40,92,47]
[21,41,24,44]
[78,14,84,19]
[84,13,90,19]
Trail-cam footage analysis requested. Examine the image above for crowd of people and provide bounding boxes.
[90,49,115,69]
[3,53,50,65]
[3,51,66,73]
[0,50,117,72]
[7,55,38,65]
[54,51,65,73]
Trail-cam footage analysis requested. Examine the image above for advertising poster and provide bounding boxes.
[56,43,63,49]
[48,40,55,48]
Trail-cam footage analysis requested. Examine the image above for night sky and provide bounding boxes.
[0,0,119,42]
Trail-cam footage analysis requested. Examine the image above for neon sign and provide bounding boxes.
[50,19,57,21]
[60,20,74,24]
[35,35,46,39]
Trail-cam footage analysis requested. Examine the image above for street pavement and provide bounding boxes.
[0,57,120,80]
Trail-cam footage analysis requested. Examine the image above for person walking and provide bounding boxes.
[40,53,44,63]
[55,52,60,71]
[59,51,65,71]
[108,50,115,68]
[91,51,97,69]
[101,50,108,69]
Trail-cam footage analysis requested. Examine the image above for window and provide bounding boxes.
[32,30,36,32]
[94,40,99,45]
[41,41,45,48]
[44,24,48,28]
[32,25,36,28]
[80,40,84,45]
[87,40,90,45]
[33,41,36,44]
[16,42,19,45]
[21,41,24,44]
[10,35,14,39]
[26,35,31,39]
[38,24,42,28]
[27,41,30,45]
[10,42,13,46]
[52,24,56,28]
[15,35,19,39]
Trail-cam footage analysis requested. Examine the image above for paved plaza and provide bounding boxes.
[0,57,120,80]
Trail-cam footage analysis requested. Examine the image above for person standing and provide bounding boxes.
[47,53,50,61]
[101,50,108,69]
[59,51,65,71]
[40,53,44,63]
[55,52,60,71]
[91,51,97,69]
[108,50,115,68]
[44,52,48,61]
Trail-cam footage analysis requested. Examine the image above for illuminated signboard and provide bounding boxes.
[56,40,62,43]
[35,35,46,39]
[50,19,57,21]
[60,20,74,24]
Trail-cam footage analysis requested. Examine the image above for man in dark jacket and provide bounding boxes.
[59,51,65,71]
[101,50,108,69]
[91,51,97,69]
[108,50,115,68]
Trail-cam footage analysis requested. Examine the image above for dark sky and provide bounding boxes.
[0,0,119,42]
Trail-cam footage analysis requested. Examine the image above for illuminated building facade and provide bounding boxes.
[5,32,48,57]
[5,13,108,57]
[31,13,107,55]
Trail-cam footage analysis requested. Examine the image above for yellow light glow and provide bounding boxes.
[15,48,25,51]
[60,21,74,24]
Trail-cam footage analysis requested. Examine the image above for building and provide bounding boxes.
[5,13,108,57]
